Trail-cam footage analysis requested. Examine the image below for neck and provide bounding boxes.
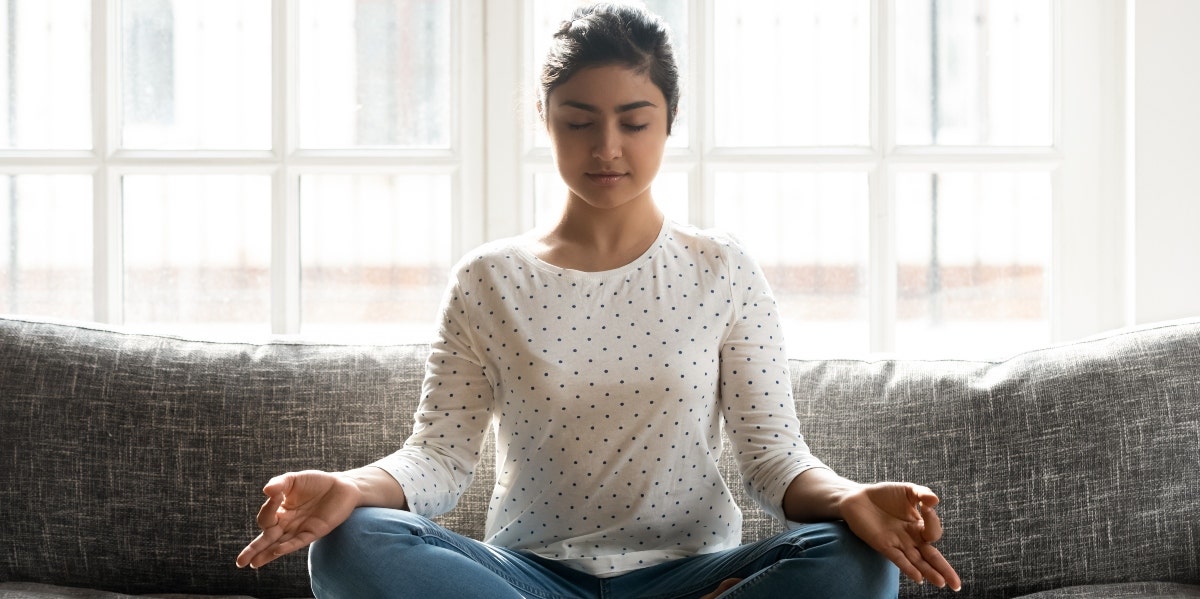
[532,195,665,272]
[558,195,662,250]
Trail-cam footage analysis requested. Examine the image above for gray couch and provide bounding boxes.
[1,314,1198,598]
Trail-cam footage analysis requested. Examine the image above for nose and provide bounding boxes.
[592,123,622,161]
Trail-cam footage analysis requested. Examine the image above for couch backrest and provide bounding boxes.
[788,322,1200,597]
[0,318,424,598]
[2,316,1198,598]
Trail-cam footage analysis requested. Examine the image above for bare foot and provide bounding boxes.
[698,578,743,599]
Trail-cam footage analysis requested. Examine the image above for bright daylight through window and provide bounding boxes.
[3,0,1065,358]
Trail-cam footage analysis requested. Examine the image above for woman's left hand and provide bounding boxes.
[838,482,962,591]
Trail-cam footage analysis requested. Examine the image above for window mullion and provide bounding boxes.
[868,165,896,354]
[458,0,486,254]
[93,0,121,324]
[1054,0,1130,340]
[695,0,714,229]
[93,170,123,324]
[271,170,300,335]
[869,0,896,353]
[483,0,523,241]
[271,0,299,335]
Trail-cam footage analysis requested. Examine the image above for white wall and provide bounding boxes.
[1134,0,1200,323]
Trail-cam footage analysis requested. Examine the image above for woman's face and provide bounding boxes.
[544,64,670,212]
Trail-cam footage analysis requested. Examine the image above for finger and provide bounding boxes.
[273,530,321,559]
[915,559,946,588]
[235,538,259,568]
[248,536,292,569]
[269,528,301,555]
[879,545,923,584]
[270,513,338,556]
[918,543,962,592]
[239,546,277,570]
[903,542,946,588]
[249,529,320,569]
[920,503,944,543]
[911,485,939,506]
[263,472,295,496]
[250,546,286,569]
[255,494,284,529]
[892,485,925,521]
[236,526,282,568]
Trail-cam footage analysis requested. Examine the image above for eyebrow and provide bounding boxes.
[559,100,657,113]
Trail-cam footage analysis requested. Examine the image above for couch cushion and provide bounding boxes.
[0,318,427,598]
[3,315,1198,599]
[1016,582,1200,598]
[0,581,299,598]
[789,321,1200,597]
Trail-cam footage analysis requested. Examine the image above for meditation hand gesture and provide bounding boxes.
[839,482,962,591]
[235,470,361,570]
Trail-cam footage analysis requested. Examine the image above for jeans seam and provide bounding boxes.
[718,562,781,599]
[638,536,810,599]
[409,526,567,599]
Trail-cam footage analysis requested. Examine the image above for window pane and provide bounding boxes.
[895,171,1050,357]
[714,172,869,355]
[532,170,688,230]
[300,174,451,339]
[714,1,869,147]
[530,0,689,149]
[1,0,91,149]
[0,175,92,318]
[120,0,271,150]
[123,175,271,330]
[297,0,451,149]
[895,0,1052,146]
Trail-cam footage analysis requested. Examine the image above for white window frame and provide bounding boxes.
[63,0,485,334]
[3,0,1129,349]
[486,0,1129,354]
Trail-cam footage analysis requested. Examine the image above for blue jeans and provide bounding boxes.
[309,508,899,599]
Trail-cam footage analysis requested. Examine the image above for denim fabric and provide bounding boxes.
[308,508,898,599]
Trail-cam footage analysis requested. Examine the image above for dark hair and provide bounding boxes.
[540,3,681,134]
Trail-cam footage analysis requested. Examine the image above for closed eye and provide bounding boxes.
[565,122,648,132]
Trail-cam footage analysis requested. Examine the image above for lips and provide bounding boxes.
[586,172,627,185]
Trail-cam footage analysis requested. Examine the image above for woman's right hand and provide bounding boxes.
[235,470,362,569]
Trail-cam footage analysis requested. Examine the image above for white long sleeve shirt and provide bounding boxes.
[373,219,828,576]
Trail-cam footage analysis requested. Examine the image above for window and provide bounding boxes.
[0,0,479,340]
[514,0,1104,359]
[2,0,1124,357]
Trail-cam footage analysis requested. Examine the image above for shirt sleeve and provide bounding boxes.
[371,271,494,518]
[717,239,831,524]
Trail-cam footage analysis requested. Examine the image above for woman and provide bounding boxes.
[237,4,961,597]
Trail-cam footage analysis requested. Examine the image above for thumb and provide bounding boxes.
[912,485,940,509]
[890,484,924,521]
[263,472,296,498]
[906,484,941,516]
[907,484,947,541]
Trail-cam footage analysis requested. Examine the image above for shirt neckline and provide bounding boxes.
[513,218,671,280]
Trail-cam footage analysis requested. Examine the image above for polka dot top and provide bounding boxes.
[372,219,829,577]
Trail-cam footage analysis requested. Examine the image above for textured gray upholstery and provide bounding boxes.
[0,319,422,598]
[1017,582,1200,598]
[1,315,1198,598]
[785,324,1200,598]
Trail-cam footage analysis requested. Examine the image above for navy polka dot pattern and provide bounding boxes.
[372,220,828,577]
